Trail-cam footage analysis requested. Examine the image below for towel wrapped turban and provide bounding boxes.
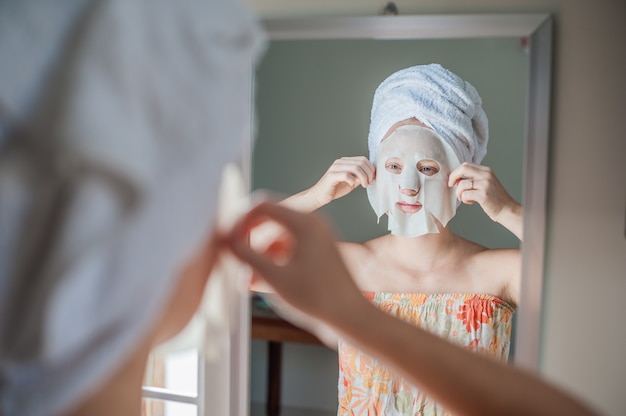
[368,64,488,166]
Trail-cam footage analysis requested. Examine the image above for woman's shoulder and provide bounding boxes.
[466,245,520,307]
[453,235,519,260]
[338,239,379,260]
[471,246,520,263]
[337,238,388,285]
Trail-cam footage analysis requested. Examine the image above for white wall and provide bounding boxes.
[246,1,626,415]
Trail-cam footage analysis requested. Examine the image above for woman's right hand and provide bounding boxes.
[226,202,364,324]
[249,157,373,293]
[307,156,375,208]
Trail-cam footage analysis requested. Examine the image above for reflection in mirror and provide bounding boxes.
[253,38,527,248]
[248,15,551,414]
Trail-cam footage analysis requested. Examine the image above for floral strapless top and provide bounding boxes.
[337,293,515,416]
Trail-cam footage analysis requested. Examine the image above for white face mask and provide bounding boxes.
[367,125,461,237]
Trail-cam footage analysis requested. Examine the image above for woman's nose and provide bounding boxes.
[399,187,418,197]
[398,170,421,196]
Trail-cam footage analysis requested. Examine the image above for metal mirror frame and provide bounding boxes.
[245,13,553,373]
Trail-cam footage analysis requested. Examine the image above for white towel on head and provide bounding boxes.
[368,64,488,166]
[0,0,264,415]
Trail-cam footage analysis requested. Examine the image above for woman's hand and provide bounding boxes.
[226,202,363,323]
[448,162,523,240]
[307,156,375,208]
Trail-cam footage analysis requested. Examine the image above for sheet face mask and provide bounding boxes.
[367,125,461,237]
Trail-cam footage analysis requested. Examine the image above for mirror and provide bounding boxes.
[247,14,552,413]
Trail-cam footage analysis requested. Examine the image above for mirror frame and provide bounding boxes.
[245,13,553,372]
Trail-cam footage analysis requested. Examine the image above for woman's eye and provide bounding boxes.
[385,162,402,173]
[417,161,440,176]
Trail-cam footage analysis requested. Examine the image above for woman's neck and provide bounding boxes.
[374,226,463,272]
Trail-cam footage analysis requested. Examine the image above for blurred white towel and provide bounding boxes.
[0,1,264,415]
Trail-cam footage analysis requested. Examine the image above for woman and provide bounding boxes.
[254,64,522,415]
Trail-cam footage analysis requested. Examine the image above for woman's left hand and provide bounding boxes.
[448,162,523,239]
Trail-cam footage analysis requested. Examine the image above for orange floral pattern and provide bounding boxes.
[338,293,515,416]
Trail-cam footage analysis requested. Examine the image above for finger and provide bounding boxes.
[227,228,287,286]
[449,165,472,186]
[334,171,360,190]
[459,188,477,205]
[358,158,376,185]
[353,165,373,188]
[453,177,473,200]
[454,176,477,200]
[338,158,375,187]
[237,202,310,242]
[230,232,293,293]
[454,182,465,201]
[448,162,488,186]
[263,236,294,265]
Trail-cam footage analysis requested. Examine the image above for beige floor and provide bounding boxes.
[250,403,335,416]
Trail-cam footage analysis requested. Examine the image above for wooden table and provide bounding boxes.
[251,301,325,416]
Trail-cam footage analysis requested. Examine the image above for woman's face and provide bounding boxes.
[367,122,460,237]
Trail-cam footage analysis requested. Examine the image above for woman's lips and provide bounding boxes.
[395,202,422,213]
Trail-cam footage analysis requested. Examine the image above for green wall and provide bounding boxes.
[253,37,528,249]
